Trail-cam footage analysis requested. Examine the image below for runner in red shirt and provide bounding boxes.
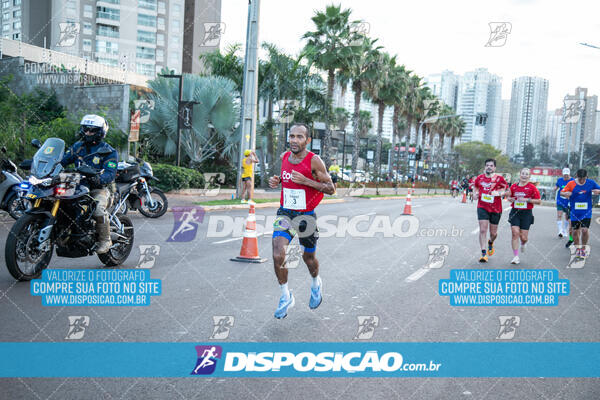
[468,175,475,201]
[473,158,509,262]
[268,123,335,319]
[506,168,541,264]
[450,179,459,197]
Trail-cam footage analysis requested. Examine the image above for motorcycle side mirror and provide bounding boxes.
[19,160,32,170]
[97,148,113,156]
[31,139,42,149]
[1,146,6,153]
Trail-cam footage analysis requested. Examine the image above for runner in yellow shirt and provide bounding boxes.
[241,149,258,203]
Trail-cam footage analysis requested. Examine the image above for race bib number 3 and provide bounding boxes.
[481,194,494,203]
[575,202,588,210]
[514,200,527,209]
[283,188,307,210]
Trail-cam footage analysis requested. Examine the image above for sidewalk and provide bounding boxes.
[166,187,452,211]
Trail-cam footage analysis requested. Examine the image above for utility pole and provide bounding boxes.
[235,0,261,199]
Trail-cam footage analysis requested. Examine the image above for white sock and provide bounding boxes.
[562,220,569,233]
[311,275,321,289]
[280,283,290,299]
[557,221,563,234]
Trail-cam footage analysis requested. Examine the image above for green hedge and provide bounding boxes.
[153,164,205,192]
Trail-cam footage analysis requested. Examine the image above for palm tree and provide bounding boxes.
[143,74,239,167]
[198,44,244,92]
[337,35,382,174]
[364,52,396,189]
[396,73,424,152]
[450,117,465,149]
[333,107,350,131]
[302,4,358,168]
[357,110,373,137]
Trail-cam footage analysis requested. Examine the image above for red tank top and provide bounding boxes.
[280,151,324,212]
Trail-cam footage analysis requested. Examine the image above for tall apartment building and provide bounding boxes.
[333,81,393,141]
[545,109,563,153]
[561,87,598,155]
[506,76,549,158]
[1,0,221,76]
[497,99,510,153]
[424,70,459,110]
[455,68,502,146]
[182,0,221,74]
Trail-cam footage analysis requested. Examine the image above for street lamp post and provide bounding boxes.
[235,0,261,199]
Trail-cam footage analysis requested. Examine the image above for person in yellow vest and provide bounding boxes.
[328,157,340,195]
[328,158,340,183]
[241,149,259,203]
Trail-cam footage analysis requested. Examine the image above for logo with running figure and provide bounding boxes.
[201,23,226,47]
[210,316,234,340]
[485,22,512,47]
[425,244,449,269]
[191,345,222,375]
[567,245,590,269]
[345,179,366,197]
[65,316,89,340]
[354,316,379,340]
[284,243,303,269]
[168,207,205,242]
[137,245,160,268]
[57,22,80,47]
[349,21,370,46]
[202,173,225,197]
[496,316,520,340]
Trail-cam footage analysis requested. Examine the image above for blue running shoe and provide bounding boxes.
[309,277,322,309]
[274,292,295,319]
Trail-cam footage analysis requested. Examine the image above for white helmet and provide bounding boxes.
[79,114,109,144]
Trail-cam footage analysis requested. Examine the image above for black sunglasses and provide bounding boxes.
[81,125,101,133]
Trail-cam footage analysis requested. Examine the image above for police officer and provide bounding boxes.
[61,115,118,254]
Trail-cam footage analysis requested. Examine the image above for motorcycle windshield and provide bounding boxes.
[31,138,65,179]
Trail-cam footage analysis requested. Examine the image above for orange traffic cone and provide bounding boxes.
[402,189,413,215]
[461,190,467,203]
[231,204,267,263]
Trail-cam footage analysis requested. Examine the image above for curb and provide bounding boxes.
[367,194,450,201]
[173,198,346,212]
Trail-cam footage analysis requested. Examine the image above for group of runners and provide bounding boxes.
[238,123,599,319]
[472,161,600,264]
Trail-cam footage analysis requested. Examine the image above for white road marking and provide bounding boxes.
[471,227,480,235]
[213,231,273,244]
[356,212,376,218]
[404,267,430,282]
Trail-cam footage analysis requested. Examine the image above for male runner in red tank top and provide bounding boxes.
[473,158,509,262]
[268,123,335,319]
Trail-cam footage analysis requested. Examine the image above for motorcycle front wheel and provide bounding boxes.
[138,188,168,218]
[5,214,53,281]
[6,192,31,220]
[98,214,134,266]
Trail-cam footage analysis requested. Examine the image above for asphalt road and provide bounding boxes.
[0,196,599,399]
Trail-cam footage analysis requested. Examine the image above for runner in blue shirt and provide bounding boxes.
[561,169,600,258]
[554,168,573,244]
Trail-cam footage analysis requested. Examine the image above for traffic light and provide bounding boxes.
[415,147,422,161]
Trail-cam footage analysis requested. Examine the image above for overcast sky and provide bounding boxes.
[220,0,599,110]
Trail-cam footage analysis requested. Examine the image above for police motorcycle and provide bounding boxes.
[4,138,134,281]
[111,157,168,218]
[0,146,30,219]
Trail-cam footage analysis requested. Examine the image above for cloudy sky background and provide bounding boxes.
[220,0,599,109]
